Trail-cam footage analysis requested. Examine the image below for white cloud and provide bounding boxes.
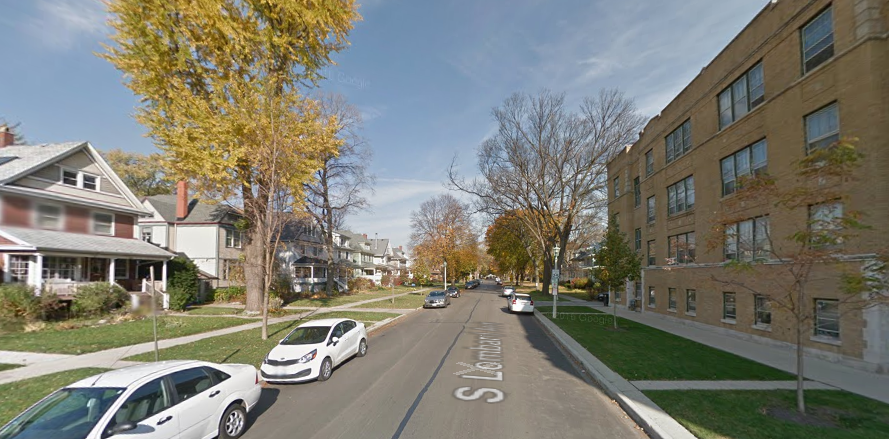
[366,178,446,208]
[25,0,108,50]
[358,105,385,123]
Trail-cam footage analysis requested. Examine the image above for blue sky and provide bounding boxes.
[0,0,768,249]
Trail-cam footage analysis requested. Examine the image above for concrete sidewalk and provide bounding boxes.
[558,296,889,404]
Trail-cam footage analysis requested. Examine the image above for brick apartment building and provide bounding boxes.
[607,0,888,373]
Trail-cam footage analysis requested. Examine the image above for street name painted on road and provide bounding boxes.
[454,321,505,403]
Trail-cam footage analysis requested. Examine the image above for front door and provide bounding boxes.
[89,258,108,282]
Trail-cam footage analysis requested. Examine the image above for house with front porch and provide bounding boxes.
[0,131,174,299]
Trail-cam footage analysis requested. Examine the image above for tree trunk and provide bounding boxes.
[261,279,270,340]
[611,286,618,329]
[244,235,265,313]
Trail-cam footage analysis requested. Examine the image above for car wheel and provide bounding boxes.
[318,357,333,381]
[357,339,368,357]
[219,403,247,439]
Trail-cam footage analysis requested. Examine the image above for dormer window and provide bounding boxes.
[83,175,98,190]
[60,167,100,191]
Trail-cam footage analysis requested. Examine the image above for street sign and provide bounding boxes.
[551,269,560,284]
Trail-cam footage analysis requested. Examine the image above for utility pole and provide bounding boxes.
[149,266,159,362]
[552,245,560,319]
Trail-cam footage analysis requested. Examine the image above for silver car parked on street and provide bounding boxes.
[423,290,450,308]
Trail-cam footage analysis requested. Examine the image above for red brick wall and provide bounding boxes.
[2,196,31,227]
[115,214,134,239]
[0,236,17,245]
[65,206,89,234]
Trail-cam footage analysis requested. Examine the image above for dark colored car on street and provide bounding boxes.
[446,286,461,298]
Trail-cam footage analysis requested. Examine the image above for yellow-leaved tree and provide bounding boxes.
[101,0,360,338]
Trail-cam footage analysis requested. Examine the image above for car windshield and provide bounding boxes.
[0,387,124,439]
[429,291,445,297]
[281,327,330,345]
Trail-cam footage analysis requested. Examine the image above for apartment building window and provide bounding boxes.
[633,177,641,207]
[613,176,621,198]
[648,287,656,308]
[647,196,656,224]
[114,259,129,279]
[667,232,696,264]
[36,204,62,230]
[809,202,843,247]
[647,240,656,266]
[814,299,840,339]
[754,295,771,327]
[667,175,695,215]
[9,255,30,283]
[805,103,839,153]
[615,289,622,302]
[723,292,737,321]
[725,216,771,261]
[645,150,654,176]
[92,212,114,235]
[634,228,642,252]
[686,289,696,314]
[635,282,642,300]
[141,228,153,243]
[225,228,242,248]
[802,7,834,74]
[721,139,768,196]
[718,63,764,129]
[43,257,77,281]
[665,120,691,164]
[668,288,677,311]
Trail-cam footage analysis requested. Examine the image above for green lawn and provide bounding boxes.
[538,306,792,381]
[125,311,396,365]
[286,289,424,308]
[186,307,246,316]
[0,364,22,372]
[559,291,593,301]
[357,294,427,309]
[0,317,251,355]
[524,290,569,302]
[645,390,889,439]
[0,368,109,426]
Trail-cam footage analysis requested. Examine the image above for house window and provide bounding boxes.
[9,255,30,283]
[645,150,654,176]
[648,286,656,307]
[665,120,691,164]
[668,288,677,311]
[814,299,840,339]
[613,176,620,198]
[754,295,771,327]
[92,212,114,235]
[59,168,100,191]
[42,257,77,281]
[36,204,63,230]
[805,103,839,153]
[718,63,764,129]
[809,202,843,247]
[634,228,642,252]
[114,259,129,279]
[723,292,737,321]
[725,216,770,261]
[83,174,98,191]
[633,177,641,207]
[62,170,78,186]
[686,289,696,313]
[225,229,242,248]
[802,7,834,74]
[667,232,696,264]
[721,139,768,196]
[647,196,656,224]
[635,282,642,300]
[647,240,656,266]
[667,175,695,215]
[141,228,153,243]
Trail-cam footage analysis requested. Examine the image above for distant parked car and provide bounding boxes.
[424,290,450,308]
[261,318,368,384]
[508,293,534,314]
[0,360,262,439]
[596,292,608,301]
[446,286,461,298]
[464,280,479,289]
[501,285,516,297]
[495,277,502,285]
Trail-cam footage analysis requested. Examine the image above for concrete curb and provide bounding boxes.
[533,309,696,439]
[366,307,420,335]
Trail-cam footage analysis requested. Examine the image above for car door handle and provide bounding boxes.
[209,390,221,398]
[157,415,173,425]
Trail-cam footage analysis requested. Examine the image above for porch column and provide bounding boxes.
[33,254,44,294]
[108,258,116,285]
[2,254,10,283]
[310,265,314,281]
[161,260,168,292]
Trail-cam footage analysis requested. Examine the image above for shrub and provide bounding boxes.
[570,277,590,290]
[166,286,194,311]
[72,283,128,317]
[212,287,246,303]
[397,273,409,286]
[0,284,40,320]
[347,277,374,293]
[380,274,393,287]
[168,257,200,298]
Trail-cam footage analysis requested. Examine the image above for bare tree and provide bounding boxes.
[304,93,375,295]
[449,89,644,295]
[410,194,478,285]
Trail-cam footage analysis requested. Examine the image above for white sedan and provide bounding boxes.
[501,285,516,297]
[0,360,262,439]
[261,318,368,383]
[508,293,535,313]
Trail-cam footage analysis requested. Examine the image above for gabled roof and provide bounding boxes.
[370,238,389,256]
[143,194,238,224]
[0,226,174,259]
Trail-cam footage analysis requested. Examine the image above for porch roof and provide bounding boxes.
[0,226,174,259]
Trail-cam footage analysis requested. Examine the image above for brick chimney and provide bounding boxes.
[363,233,367,239]
[176,181,188,220]
[0,126,14,148]
[399,245,403,251]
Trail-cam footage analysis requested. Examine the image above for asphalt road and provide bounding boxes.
[242,281,643,439]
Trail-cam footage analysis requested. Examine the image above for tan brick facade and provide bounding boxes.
[607,0,889,372]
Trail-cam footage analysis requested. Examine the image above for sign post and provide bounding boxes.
[552,245,560,319]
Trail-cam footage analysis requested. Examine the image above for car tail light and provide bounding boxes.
[512,299,516,304]
[255,371,260,384]
[530,300,534,306]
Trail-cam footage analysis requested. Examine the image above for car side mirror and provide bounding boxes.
[107,422,137,436]
[330,336,340,346]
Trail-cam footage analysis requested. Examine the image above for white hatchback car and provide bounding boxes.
[0,360,262,439]
[508,293,535,313]
[261,318,368,383]
[501,285,516,297]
